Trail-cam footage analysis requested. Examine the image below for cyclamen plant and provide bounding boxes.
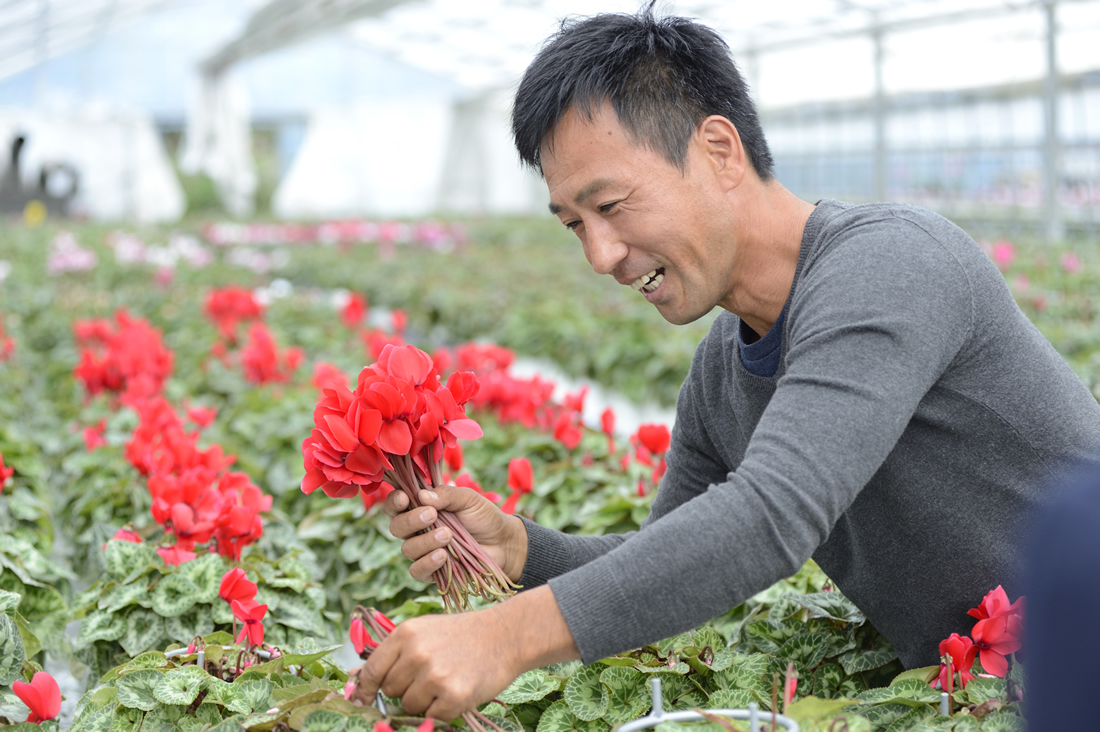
[934,586,1025,700]
[302,344,517,612]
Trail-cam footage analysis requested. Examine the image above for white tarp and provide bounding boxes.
[0,106,185,222]
[179,71,257,218]
[436,88,548,215]
[272,98,452,218]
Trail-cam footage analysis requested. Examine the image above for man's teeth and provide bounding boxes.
[631,270,664,293]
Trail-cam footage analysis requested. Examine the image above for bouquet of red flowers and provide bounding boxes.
[301,344,517,611]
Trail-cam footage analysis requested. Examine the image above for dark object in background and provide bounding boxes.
[1024,458,1100,728]
[0,134,80,217]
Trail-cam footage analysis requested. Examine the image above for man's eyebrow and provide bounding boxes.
[548,179,615,215]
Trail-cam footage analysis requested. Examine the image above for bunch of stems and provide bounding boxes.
[354,606,508,732]
[383,449,519,612]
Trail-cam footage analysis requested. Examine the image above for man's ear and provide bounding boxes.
[697,115,747,190]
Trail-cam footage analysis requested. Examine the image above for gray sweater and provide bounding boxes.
[519,200,1100,668]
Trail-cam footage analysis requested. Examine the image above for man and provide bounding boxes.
[351,6,1100,720]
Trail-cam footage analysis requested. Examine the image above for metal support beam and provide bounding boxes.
[1042,0,1063,243]
[872,19,887,202]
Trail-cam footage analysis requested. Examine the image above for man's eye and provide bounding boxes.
[564,220,581,231]
[598,201,618,214]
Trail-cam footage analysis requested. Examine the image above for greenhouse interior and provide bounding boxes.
[1,0,1098,730]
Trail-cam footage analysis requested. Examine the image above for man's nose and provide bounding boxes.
[583,221,628,276]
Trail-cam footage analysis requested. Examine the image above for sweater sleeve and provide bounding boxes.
[545,216,975,663]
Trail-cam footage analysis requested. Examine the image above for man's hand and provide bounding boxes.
[347,585,579,720]
[385,484,528,584]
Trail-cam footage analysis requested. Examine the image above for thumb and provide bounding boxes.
[419,483,487,514]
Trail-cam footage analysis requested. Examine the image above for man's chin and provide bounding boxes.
[655,302,710,326]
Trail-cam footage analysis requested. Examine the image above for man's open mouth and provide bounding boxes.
[631,268,665,294]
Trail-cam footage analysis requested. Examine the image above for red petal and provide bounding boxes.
[355,405,383,445]
[377,420,412,455]
[979,649,1008,677]
[324,414,360,453]
[444,418,483,441]
[346,445,385,476]
[301,468,327,494]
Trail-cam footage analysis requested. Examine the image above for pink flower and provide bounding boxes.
[186,406,218,428]
[991,240,1016,270]
[636,424,670,455]
[1061,251,1081,274]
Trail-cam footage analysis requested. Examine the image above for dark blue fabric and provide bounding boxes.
[738,302,788,377]
[1024,458,1100,729]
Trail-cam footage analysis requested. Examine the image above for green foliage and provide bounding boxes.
[71,544,336,685]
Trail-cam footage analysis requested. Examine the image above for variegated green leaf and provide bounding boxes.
[153,665,209,706]
[121,609,164,657]
[884,704,935,732]
[269,593,322,633]
[300,710,347,732]
[234,680,274,713]
[71,701,117,732]
[563,663,607,721]
[276,644,342,668]
[839,642,898,674]
[78,610,127,644]
[535,700,609,732]
[966,677,1008,705]
[105,541,157,583]
[121,652,169,672]
[196,703,225,726]
[141,703,193,732]
[205,716,246,732]
[712,653,769,694]
[0,613,26,685]
[707,688,756,709]
[744,618,801,654]
[116,669,164,711]
[692,627,725,653]
[101,582,150,615]
[498,669,559,705]
[179,554,224,604]
[852,702,911,728]
[164,607,214,643]
[598,666,649,725]
[778,632,830,669]
[108,705,143,732]
[151,574,199,618]
[813,662,846,699]
[789,592,866,624]
[212,600,234,625]
[0,588,20,615]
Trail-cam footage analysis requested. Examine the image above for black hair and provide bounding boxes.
[511,1,773,180]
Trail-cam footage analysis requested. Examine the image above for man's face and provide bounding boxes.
[542,102,737,326]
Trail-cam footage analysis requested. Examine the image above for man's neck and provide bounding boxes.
[722,184,816,339]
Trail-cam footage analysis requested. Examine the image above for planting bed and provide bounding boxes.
[0,217,1090,732]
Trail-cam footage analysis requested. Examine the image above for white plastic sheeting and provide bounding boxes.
[436,89,548,215]
[0,107,184,222]
[179,71,257,218]
[271,99,452,219]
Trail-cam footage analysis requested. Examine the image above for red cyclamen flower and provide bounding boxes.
[501,457,534,515]
[967,585,1025,677]
[12,671,61,724]
[157,545,196,566]
[937,633,978,690]
[0,451,13,492]
[341,293,368,329]
[219,568,258,604]
[350,617,378,656]
[232,599,268,647]
[84,420,107,451]
[636,424,671,455]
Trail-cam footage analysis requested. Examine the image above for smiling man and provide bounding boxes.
[351,6,1100,720]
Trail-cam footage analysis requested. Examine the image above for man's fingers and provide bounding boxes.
[400,527,451,563]
[408,548,449,583]
[383,489,409,518]
[389,505,439,540]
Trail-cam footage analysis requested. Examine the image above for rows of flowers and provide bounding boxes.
[0,219,1064,731]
